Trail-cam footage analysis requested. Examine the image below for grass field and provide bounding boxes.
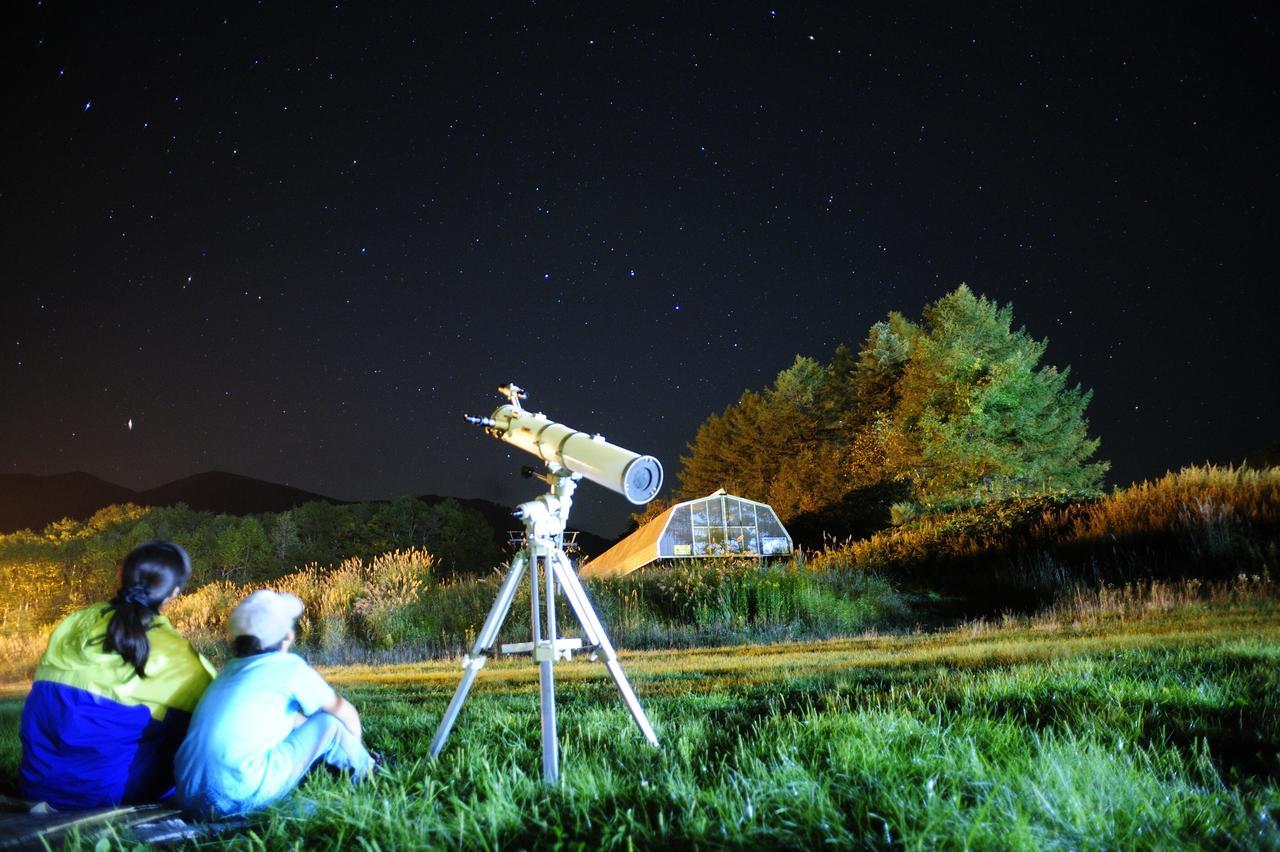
[2,595,1278,849]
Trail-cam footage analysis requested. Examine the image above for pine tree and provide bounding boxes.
[886,285,1108,507]
[853,312,917,418]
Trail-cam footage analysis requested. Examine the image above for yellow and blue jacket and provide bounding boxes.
[19,603,216,809]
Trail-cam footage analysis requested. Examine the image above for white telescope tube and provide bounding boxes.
[486,404,663,504]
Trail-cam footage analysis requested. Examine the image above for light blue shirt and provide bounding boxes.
[175,652,336,813]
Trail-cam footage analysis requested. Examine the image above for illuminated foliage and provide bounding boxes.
[677,355,833,506]
[886,285,1108,509]
[676,285,1108,530]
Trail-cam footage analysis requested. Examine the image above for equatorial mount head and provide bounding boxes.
[497,383,527,410]
[466,384,528,433]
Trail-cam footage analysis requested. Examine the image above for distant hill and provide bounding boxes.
[0,472,137,534]
[0,470,335,534]
[133,471,332,516]
[0,472,613,554]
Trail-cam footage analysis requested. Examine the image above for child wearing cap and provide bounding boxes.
[173,589,374,817]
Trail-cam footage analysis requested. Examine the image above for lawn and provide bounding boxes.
[2,599,1278,849]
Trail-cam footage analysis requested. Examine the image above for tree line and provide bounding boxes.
[0,496,502,591]
[661,285,1108,541]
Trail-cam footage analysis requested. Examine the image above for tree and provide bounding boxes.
[291,501,359,565]
[885,285,1108,508]
[267,510,302,562]
[676,356,827,511]
[672,284,1108,538]
[214,516,272,582]
[852,312,917,420]
[764,440,858,522]
[627,496,675,533]
[422,499,501,576]
[678,388,768,500]
[368,495,430,553]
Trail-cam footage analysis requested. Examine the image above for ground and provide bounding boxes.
[1,600,1278,849]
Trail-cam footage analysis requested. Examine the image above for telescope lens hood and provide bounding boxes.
[622,456,663,505]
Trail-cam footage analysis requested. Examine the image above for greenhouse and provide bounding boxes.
[579,490,793,578]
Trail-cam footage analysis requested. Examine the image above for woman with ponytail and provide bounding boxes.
[19,541,216,809]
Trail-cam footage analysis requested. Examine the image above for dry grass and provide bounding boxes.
[0,549,438,682]
[809,465,1280,596]
[1071,464,1280,538]
[167,548,436,655]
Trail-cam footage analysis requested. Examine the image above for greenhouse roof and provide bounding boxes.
[580,490,792,579]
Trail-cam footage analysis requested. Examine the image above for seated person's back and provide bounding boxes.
[20,541,214,809]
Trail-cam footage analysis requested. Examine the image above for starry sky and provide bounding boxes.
[3,3,1277,536]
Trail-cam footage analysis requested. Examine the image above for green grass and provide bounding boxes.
[2,598,1278,849]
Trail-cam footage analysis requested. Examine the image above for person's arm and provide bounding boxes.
[321,692,363,741]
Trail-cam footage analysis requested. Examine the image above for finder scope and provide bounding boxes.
[466,384,663,504]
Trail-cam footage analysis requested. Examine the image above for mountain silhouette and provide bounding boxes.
[133,471,332,516]
[0,472,612,555]
[0,470,334,534]
[0,472,137,534]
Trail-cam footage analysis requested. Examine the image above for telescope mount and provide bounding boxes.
[428,465,659,784]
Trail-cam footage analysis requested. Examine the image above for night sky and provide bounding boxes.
[3,4,1277,536]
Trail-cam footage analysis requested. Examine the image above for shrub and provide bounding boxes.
[167,549,438,658]
[163,580,241,659]
[809,465,1280,606]
[585,558,908,645]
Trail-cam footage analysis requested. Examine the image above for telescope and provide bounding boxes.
[465,383,663,504]
[433,383,663,785]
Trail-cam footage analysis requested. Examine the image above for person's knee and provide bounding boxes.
[313,714,371,776]
[311,712,344,737]
[278,712,339,766]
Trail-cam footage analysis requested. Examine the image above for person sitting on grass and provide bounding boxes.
[174,589,374,817]
[19,541,216,810]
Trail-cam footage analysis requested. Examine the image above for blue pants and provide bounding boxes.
[180,713,372,817]
[275,712,373,791]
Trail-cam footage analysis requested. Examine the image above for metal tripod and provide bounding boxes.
[428,467,659,783]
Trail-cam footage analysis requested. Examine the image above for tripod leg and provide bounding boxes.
[429,554,528,758]
[535,553,559,784]
[551,551,660,746]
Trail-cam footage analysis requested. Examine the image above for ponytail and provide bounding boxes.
[102,541,192,678]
